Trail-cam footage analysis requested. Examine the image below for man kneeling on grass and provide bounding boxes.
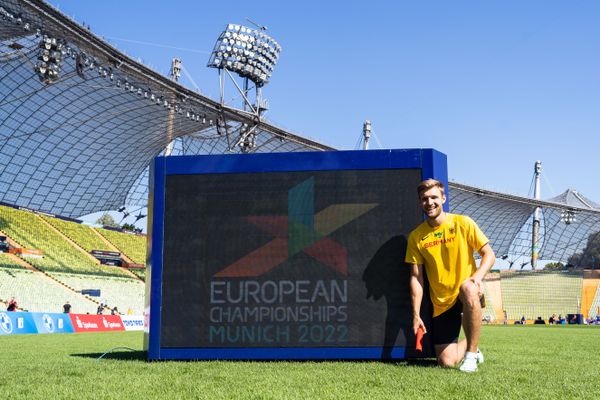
[405,179,495,372]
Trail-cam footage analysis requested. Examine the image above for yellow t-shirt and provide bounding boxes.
[405,213,489,317]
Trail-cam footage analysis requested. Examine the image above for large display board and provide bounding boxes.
[145,149,448,360]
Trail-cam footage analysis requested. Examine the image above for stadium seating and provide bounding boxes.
[0,257,97,314]
[40,215,113,253]
[96,228,146,265]
[0,205,130,277]
[0,252,23,270]
[589,286,600,319]
[500,270,583,320]
[50,272,145,315]
[481,280,496,322]
[41,214,147,281]
[127,268,146,281]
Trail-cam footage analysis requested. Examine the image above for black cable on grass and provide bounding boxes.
[96,346,138,361]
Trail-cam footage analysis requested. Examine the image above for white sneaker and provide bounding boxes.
[476,349,484,364]
[459,352,478,373]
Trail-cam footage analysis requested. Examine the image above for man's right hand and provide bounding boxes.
[413,315,427,336]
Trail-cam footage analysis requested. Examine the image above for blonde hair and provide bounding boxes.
[417,178,445,198]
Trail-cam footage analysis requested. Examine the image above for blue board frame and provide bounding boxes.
[145,148,447,360]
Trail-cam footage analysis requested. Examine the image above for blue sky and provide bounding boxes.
[48,0,600,205]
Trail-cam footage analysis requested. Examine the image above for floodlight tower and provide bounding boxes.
[207,23,282,152]
[170,58,182,82]
[531,160,542,269]
[165,58,182,156]
[362,120,372,150]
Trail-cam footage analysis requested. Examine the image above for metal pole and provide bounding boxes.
[223,69,257,114]
[362,120,371,150]
[219,69,225,107]
[165,58,181,156]
[243,77,249,112]
[170,58,181,82]
[531,160,542,269]
[256,86,263,119]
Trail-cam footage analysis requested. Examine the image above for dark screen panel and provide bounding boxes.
[160,169,423,350]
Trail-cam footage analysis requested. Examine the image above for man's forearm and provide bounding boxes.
[410,275,424,316]
[473,243,495,281]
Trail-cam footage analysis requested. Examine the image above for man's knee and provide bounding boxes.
[459,280,479,303]
[435,344,460,367]
[437,353,459,368]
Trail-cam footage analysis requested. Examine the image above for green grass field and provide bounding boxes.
[0,326,598,399]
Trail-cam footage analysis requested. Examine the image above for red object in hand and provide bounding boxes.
[415,326,425,352]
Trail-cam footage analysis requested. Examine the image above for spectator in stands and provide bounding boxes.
[7,297,17,311]
[96,303,105,315]
[111,306,119,315]
[63,301,71,314]
[406,179,495,373]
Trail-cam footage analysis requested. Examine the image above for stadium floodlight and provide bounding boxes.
[561,209,577,225]
[35,35,63,83]
[207,22,282,152]
[170,58,182,82]
[207,23,281,88]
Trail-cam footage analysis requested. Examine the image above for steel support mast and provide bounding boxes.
[531,160,542,269]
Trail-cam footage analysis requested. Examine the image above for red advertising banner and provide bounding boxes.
[69,314,125,332]
[123,262,145,269]
[9,248,44,256]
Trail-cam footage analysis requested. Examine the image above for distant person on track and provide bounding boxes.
[63,301,71,314]
[405,179,495,373]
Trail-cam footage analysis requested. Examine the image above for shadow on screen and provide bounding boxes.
[362,235,432,360]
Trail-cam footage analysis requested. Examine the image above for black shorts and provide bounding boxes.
[432,300,463,345]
